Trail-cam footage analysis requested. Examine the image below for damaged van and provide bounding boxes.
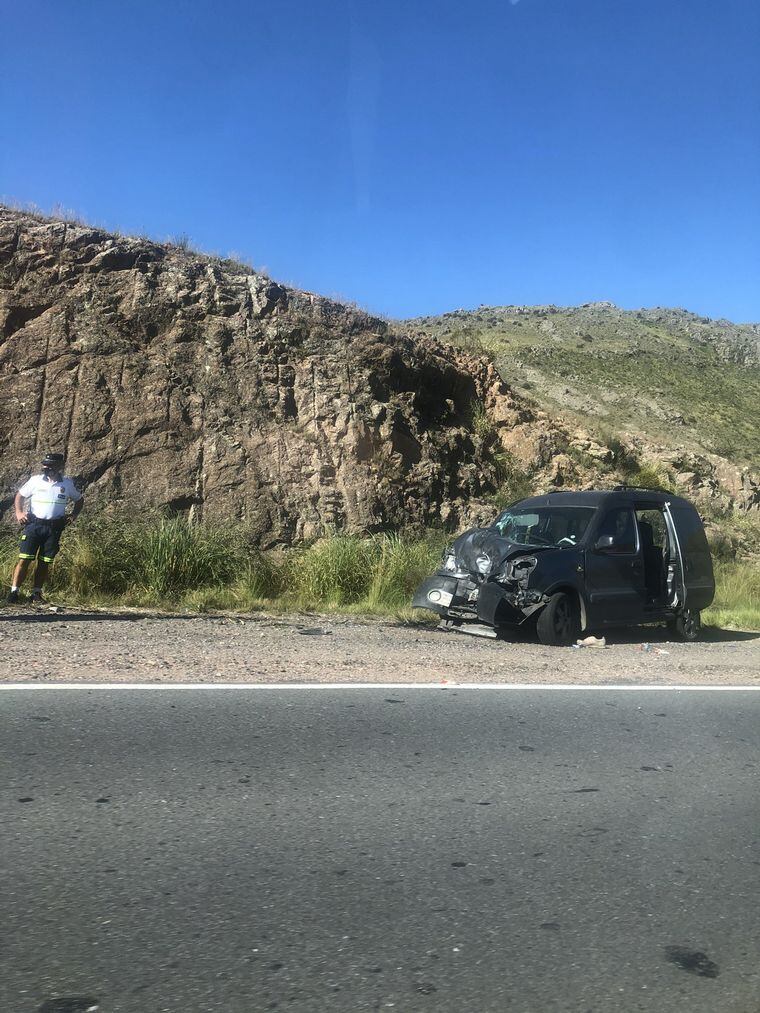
[412,488,715,646]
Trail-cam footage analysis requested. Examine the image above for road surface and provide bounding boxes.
[3,686,759,1011]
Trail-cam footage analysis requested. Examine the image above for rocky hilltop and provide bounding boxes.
[0,206,543,543]
[410,303,760,517]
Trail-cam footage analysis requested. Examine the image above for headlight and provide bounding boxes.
[475,554,491,574]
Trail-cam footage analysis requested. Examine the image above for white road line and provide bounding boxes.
[0,682,759,691]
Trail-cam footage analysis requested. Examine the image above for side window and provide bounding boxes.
[636,508,667,552]
[598,507,637,554]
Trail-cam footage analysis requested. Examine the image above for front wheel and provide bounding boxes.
[536,592,580,647]
[667,609,701,642]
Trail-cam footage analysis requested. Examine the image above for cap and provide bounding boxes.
[41,452,65,469]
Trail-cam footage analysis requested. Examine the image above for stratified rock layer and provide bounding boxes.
[0,208,532,542]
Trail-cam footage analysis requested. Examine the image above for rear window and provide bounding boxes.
[670,506,710,555]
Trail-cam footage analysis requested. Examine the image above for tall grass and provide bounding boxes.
[366,533,446,610]
[703,560,760,630]
[1,518,251,603]
[2,518,758,629]
[283,532,446,615]
[286,536,377,608]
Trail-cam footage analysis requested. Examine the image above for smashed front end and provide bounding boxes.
[412,529,550,634]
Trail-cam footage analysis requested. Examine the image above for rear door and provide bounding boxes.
[584,505,646,624]
[665,503,715,611]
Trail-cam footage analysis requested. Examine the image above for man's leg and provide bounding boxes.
[11,557,32,588]
[9,522,42,601]
[32,526,62,601]
[32,559,50,589]
[8,556,33,602]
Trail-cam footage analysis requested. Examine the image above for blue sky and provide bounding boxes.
[2,0,759,321]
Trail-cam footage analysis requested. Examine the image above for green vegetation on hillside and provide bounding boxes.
[412,304,760,464]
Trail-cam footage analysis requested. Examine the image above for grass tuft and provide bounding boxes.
[703,560,760,630]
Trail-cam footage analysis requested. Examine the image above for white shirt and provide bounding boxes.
[18,474,82,520]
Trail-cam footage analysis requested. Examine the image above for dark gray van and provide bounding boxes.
[412,487,715,646]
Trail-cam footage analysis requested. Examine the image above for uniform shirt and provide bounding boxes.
[18,474,82,520]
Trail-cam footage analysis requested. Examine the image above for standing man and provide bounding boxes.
[7,452,84,604]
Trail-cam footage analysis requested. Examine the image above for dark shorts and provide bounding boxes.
[18,518,66,563]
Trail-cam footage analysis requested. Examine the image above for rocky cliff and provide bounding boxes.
[0,207,538,543]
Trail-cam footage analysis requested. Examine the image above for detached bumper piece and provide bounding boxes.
[413,575,548,629]
[438,619,498,639]
[412,576,478,617]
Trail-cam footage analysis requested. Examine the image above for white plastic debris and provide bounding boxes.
[576,635,606,648]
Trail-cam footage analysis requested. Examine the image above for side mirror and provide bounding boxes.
[594,535,615,551]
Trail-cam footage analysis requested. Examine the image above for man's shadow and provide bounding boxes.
[0,610,188,624]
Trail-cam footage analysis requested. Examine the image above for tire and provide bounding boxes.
[667,609,701,642]
[536,591,580,647]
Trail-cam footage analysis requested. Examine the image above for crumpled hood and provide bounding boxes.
[451,527,553,576]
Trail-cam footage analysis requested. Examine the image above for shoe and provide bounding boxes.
[29,591,45,604]
[6,590,19,604]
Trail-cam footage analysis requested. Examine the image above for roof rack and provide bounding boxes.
[612,484,671,494]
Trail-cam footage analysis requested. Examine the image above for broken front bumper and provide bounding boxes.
[412,575,546,627]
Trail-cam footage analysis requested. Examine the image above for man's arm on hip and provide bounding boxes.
[14,492,28,524]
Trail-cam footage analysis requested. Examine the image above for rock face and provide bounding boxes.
[0,207,528,543]
[3,207,757,544]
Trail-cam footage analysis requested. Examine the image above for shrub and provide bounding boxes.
[365,533,445,611]
[8,517,248,600]
[470,401,496,442]
[285,536,377,608]
[133,518,244,596]
[4,516,757,630]
[491,453,534,507]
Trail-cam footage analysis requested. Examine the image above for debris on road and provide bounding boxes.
[575,635,606,648]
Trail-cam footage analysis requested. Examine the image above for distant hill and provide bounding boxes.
[406,304,760,539]
[408,303,760,465]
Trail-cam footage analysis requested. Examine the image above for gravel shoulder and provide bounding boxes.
[0,605,758,685]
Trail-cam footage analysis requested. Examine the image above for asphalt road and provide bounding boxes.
[2,687,759,1012]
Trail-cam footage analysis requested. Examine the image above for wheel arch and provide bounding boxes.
[542,582,588,631]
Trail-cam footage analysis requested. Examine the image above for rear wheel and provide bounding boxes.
[667,609,701,642]
[536,592,580,647]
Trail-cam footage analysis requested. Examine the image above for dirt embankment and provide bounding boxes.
[0,608,758,686]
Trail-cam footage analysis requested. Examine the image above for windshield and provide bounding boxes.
[492,506,596,547]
